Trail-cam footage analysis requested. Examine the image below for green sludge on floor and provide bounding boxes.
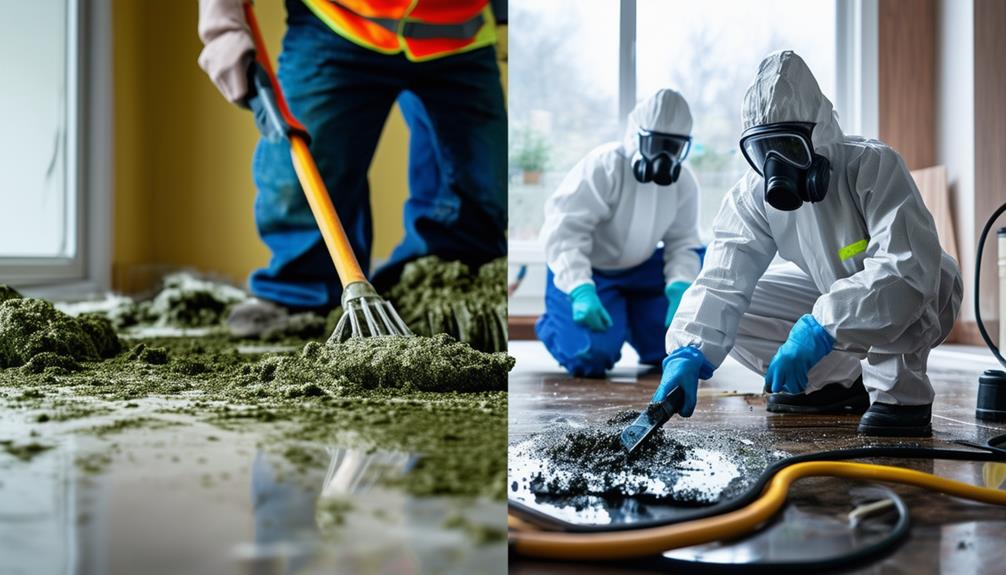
[0,257,512,501]
[386,256,508,353]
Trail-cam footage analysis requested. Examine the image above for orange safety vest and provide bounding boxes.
[301,0,497,61]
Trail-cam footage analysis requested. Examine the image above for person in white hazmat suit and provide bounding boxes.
[653,51,961,437]
[536,89,704,378]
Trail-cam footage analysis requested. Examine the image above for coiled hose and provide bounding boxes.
[509,436,1006,569]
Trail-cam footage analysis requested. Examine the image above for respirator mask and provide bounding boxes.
[632,130,692,186]
[739,122,830,211]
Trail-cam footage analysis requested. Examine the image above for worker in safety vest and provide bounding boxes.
[197,0,507,337]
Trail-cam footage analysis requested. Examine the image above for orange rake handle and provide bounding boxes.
[243,1,367,287]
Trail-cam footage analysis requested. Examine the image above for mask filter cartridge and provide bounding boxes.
[763,156,805,211]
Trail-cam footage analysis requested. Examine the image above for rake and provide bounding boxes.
[243,2,410,342]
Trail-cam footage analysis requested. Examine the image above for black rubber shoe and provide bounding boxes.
[857,402,932,437]
[767,376,870,414]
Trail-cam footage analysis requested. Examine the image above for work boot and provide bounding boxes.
[226,298,289,339]
[857,402,932,437]
[767,376,870,414]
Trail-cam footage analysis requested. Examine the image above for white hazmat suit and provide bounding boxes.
[537,89,704,376]
[542,88,702,294]
[667,51,962,406]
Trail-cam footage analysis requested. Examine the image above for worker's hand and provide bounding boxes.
[569,284,612,332]
[197,0,256,105]
[652,346,714,417]
[242,63,291,142]
[765,314,834,394]
[664,281,690,327]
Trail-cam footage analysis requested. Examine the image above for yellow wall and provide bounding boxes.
[112,0,412,291]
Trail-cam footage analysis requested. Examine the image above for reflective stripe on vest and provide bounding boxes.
[301,0,496,61]
[355,11,485,40]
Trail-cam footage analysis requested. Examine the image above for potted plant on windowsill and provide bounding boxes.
[512,128,550,185]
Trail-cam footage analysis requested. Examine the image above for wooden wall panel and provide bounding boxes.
[974,0,1006,331]
[878,0,936,170]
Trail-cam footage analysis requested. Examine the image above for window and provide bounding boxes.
[0,0,112,293]
[508,0,876,316]
[508,0,621,245]
[637,0,836,238]
[0,0,76,258]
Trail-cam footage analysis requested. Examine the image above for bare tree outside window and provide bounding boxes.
[508,0,844,317]
[508,0,837,245]
[508,1,621,242]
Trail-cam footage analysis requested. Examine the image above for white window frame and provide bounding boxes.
[2,0,113,299]
[509,0,877,316]
[836,0,879,140]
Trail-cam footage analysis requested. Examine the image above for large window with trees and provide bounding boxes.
[508,0,876,315]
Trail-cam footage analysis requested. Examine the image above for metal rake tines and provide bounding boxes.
[331,296,412,342]
[330,282,412,343]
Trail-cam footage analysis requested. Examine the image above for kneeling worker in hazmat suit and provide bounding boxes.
[537,89,703,377]
[654,51,961,437]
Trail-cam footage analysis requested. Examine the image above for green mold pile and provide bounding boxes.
[295,334,512,393]
[66,259,508,351]
[0,277,512,500]
[142,273,248,327]
[64,273,249,330]
[387,257,507,353]
[0,284,22,303]
[0,287,121,371]
[59,273,326,341]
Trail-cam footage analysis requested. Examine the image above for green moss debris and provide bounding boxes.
[387,257,507,353]
[0,294,121,368]
[0,272,512,501]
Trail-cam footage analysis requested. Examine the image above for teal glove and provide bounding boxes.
[569,283,612,332]
[765,314,834,394]
[664,281,690,327]
[652,346,715,417]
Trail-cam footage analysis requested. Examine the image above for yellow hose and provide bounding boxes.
[509,460,1006,560]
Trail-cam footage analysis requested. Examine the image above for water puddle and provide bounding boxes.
[0,417,505,574]
[662,487,902,566]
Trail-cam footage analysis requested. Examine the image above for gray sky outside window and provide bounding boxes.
[638,0,835,238]
[509,0,836,243]
[508,0,620,242]
[0,0,74,258]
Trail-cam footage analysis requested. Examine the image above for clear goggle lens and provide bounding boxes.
[639,131,691,161]
[741,133,813,175]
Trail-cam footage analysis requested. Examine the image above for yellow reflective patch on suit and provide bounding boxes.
[838,239,869,261]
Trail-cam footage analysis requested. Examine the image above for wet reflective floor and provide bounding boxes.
[508,341,1006,574]
[0,369,505,574]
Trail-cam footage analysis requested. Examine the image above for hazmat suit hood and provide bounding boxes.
[623,88,693,155]
[741,51,844,160]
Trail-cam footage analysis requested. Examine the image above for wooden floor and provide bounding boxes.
[508,342,1006,574]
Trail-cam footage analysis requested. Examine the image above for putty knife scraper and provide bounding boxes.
[620,386,685,456]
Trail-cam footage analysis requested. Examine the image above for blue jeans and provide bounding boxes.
[249,1,507,309]
[536,251,670,378]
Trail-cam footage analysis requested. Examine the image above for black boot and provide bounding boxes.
[857,402,932,437]
[767,376,870,414]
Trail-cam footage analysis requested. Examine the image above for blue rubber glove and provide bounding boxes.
[765,314,835,394]
[664,281,690,327]
[652,346,715,417]
[569,283,613,332]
